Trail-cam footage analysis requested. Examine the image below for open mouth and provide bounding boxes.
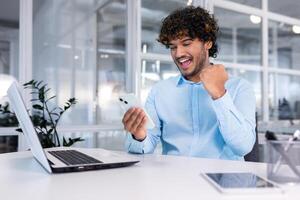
[177,58,192,70]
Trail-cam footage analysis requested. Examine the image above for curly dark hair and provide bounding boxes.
[157,6,219,58]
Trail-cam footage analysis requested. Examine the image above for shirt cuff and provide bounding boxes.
[126,133,145,154]
[212,90,233,107]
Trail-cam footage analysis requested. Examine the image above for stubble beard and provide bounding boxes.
[179,52,208,82]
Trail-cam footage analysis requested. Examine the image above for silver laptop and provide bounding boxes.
[7,82,139,173]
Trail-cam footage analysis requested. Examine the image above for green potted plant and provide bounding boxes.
[0,80,83,148]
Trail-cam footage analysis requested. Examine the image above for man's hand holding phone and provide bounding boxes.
[119,93,155,141]
[122,107,147,141]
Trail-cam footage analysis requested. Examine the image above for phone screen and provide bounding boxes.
[205,173,277,189]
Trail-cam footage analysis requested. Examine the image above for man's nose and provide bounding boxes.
[175,45,186,58]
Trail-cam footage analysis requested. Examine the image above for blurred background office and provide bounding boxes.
[0,0,300,161]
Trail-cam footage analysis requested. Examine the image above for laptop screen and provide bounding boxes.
[7,82,52,173]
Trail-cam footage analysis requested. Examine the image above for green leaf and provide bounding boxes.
[32,104,43,110]
[63,137,84,147]
[47,128,54,134]
[63,137,67,146]
[44,88,51,94]
[23,80,34,86]
[38,92,45,102]
[33,118,48,129]
[68,98,77,104]
[3,104,9,111]
[36,81,43,87]
[40,84,48,90]
[15,128,23,133]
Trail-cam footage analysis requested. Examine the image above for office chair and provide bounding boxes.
[244,113,260,162]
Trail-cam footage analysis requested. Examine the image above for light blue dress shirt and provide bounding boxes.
[125,75,256,160]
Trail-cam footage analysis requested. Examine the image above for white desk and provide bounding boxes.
[0,149,298,200]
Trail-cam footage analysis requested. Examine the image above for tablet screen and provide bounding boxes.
[205,173,276,189]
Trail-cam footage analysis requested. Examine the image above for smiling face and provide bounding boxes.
[168,37,211,82]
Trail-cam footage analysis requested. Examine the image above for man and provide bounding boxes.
[122,6,256,160]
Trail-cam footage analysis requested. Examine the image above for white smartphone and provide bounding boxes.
[201,172,284,195]
[118,93,155,129]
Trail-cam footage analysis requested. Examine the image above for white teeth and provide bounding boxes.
[178,58,190,63]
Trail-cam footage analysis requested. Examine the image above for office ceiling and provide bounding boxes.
[229,0,300,20]
[0,0,299,29]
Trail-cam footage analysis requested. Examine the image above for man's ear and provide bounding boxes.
[205,41,212,50]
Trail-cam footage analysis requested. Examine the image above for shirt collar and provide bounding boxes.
[176,75,203,87]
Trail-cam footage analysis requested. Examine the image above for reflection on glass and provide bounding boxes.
[269,74,300,120]
[268,20,300,70]
[227,69,262,120]
[214,7,262,65]
[96,0,126,124]
[0,25,19,153]
[0,26,19,79]
[33,0,98,125]
[206,173,275,189]
[268,1,300,19]
[141,60,178,103]
[0,41,10,74]
[33,0,126,125]
[225,0,261,8]
[141,0,186,54]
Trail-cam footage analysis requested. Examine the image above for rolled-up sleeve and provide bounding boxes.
[211,80,256,156]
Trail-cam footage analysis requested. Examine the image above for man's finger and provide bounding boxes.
[131,111,146,132]
[136,116,147,130]
[125,109,143,131]
[122,107,137,124]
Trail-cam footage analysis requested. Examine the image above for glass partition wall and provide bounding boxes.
[0,0,19,153]
[32,0,127,126]
[212,0,300,124]
[30,0,128,150]
[2,0,300,152]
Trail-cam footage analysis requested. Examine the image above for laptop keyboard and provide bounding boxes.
[48,150,103,166]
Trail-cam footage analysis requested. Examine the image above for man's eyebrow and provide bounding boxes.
[166,37,194,47]
[182,38,193,42]
[167,38,193,45]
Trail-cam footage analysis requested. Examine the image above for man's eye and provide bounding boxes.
[183,43,191,46]
[170,46,176,50]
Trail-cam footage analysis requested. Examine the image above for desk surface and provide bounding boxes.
[0,149,298,200]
